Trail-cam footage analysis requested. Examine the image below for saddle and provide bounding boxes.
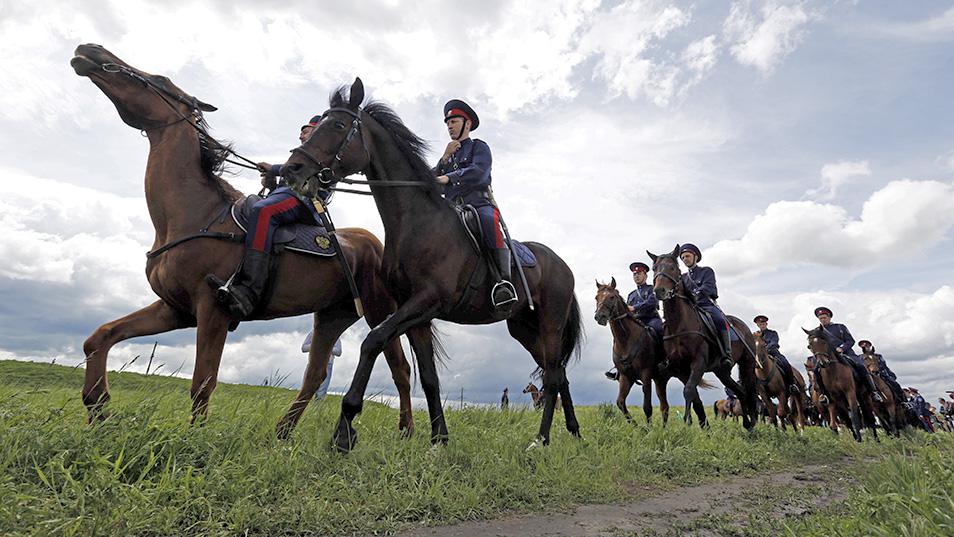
[695,308,738,343]
[232,195,335,257]
[454,204,537,267]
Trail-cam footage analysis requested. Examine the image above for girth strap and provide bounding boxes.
[146,203,240,258]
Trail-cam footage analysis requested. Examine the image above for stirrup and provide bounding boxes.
[491,280,517,308]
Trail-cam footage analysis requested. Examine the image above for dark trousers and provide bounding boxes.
[475,205,505,249]
[245,192,313,252]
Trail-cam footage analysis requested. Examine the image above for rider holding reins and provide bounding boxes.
[812,307,884,403]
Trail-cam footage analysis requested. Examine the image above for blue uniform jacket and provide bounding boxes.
[761,328,787,358]
[869,353,897,380]
[821,323,856,357]
[433,138,493,207]
[626,283,660,320]
[682,265,718,307]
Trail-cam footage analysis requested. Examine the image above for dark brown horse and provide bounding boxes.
[283,79,584,451]
[648,246,758,429]
[754,331,805,432]
[70,45,415,436]
[804,327,877,442]
[594,279,669,424]
[862,350,902,436]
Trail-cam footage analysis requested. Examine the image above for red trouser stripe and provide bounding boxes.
[493,208,504,248]
[251,197,300,251]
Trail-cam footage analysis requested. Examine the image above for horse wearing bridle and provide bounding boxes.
[862,350,903,436]
[70,45,417,437]
[283,79,584,451]
[647,246,758,429]
[754,331,806,432]
[594,279,671,424]
[804,326,878,442]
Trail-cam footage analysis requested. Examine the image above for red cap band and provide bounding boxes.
[446,108,472,123]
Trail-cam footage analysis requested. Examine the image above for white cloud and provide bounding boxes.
[723,0,819,74]
[706,178,954,278]
[870,7,954,42]
[806,159,871,200]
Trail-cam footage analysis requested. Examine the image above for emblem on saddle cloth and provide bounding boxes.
[315,236,331,249]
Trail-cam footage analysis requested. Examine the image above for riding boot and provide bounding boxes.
[211,249,270,319]
[815,375,829,405]
[865,371,885,403]
[719,327,733,369]
[491,247,517,307]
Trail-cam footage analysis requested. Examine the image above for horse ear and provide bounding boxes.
[802,327,811,335]
[595,279,601,289]
[671,244,680,256]
[647,250,657,263]
[349,77,364,109]
[196,99,217,112]
[610,277,617,289]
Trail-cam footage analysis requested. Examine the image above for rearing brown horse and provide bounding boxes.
[283,79,584,451]
[648,246,758,429]
[70,44,416,436]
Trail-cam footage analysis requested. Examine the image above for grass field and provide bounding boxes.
[1,359,951,536]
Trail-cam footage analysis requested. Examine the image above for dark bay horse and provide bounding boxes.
[862,350,902,436]
[594,279,670,424]
[804,327,877,442]
[648,246,758,429]
[283,79,584,451]
[754,331,805,432]
[70,45,416,436]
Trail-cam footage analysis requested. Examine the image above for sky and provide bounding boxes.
[1,0,953,412]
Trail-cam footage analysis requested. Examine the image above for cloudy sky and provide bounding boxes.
[2,1,953,411]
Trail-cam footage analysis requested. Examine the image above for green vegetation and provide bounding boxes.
[0,360,949,536]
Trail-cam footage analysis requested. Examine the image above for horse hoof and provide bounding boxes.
[332,426,358,454]
[526,438,544,451]
[431,434,449,447]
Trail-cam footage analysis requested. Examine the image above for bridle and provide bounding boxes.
[595,290,631,324]
[287,107,445,196]
[651,256,686,301]
[100,62,260,171]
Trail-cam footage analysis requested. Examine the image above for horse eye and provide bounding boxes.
[334,122,346,130]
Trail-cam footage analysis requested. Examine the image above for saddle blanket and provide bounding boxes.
[510,240,537,268]
[231,195,336,257]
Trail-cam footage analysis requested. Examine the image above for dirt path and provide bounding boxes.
[389,461,853,537]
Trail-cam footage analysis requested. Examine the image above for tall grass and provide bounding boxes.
[0,360,941,536]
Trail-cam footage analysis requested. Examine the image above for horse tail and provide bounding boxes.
[713,400,719,415]
[699,378,716,390]
[559,294,585,367]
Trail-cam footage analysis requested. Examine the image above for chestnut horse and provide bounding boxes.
[754,331,805,432]
[713,399,742,420]
[804,326,877,442]
[70,44,415,436]
[283,79,584,451]
[648,246,758,429]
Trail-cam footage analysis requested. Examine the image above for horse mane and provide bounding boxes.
[196,124,243,201]
[329,87,443,204]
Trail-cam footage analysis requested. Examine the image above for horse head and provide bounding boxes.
[283,77,372,192]
[861,351,880,374]
[648,244,681,300]
[803,326,835,366]
[71,43,216,131]
[753,330,767,370]
[594,277,627,326]
[522,382,537,394]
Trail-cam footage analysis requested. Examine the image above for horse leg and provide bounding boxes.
[640,369,654,425]
[655,375,670,425]
[276,308,355,439]
[846,391,864,442]
[616,373,634,422]
[407,325,449,445]
[335,295,440,452]
[777,391,789,431]
[682,359,706,428]
[558,369,581,437]
[715,370,748,429]
[82,300,192,422]
[189,300,231,424]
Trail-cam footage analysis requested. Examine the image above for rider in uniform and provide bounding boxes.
[858,339,904,402]
[812,307,884,403]
[605,261,663,381]
[433,99,516,308]
[753,315,798,393]
[210,115,328,319]
[679,244,732,368]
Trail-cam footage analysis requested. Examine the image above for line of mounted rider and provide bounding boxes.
[602,247,904,417]
[212,99,518,319]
